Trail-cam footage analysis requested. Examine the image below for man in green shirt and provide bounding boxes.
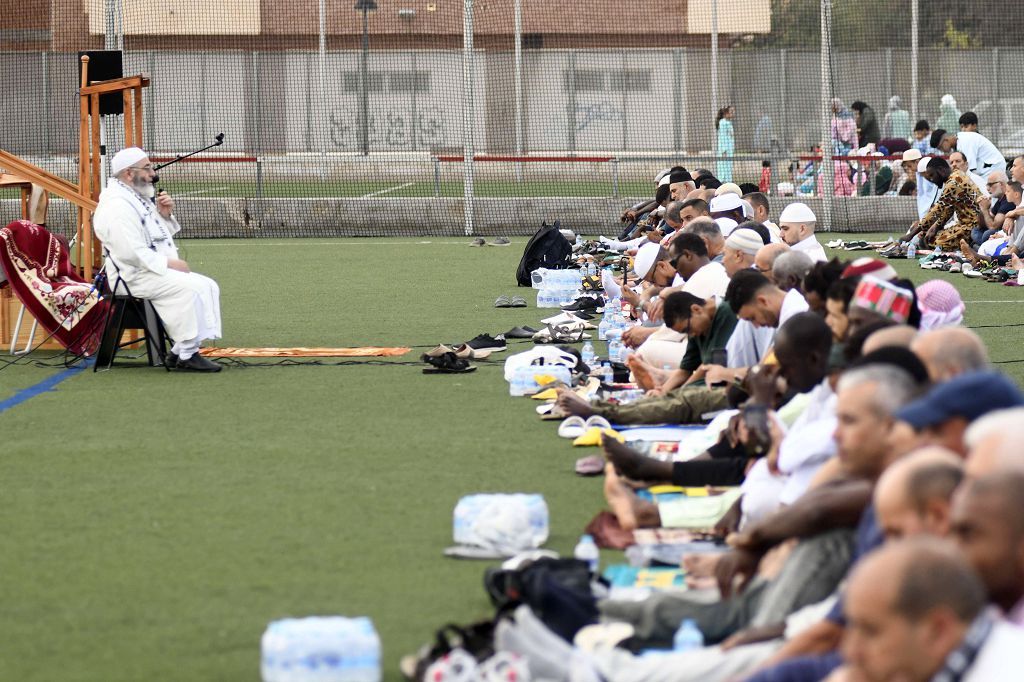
[556,291,736,425]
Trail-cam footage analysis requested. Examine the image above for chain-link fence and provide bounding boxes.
[1,1,1022,237]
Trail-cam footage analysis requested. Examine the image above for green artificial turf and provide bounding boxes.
[1,234,1022,681]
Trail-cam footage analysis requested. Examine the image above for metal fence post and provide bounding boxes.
[514,0,523,181]
[820,0,834,229]
[911,0,919,123]
[463,0,475,236]
[567,51,577,152]
[711,0,719,157]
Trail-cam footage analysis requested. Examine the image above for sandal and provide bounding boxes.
[510,295,528,308]
[421,352,477,374]
[558,415,588,439]
[494,295,512,308]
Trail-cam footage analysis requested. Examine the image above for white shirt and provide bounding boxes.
[681,261,729,301]
[956,131,1005,177]
[964,620,1024,681]
[764,220,782,243]
[968,170,990,198]
[791,234,828,262]
[726,320,776,367]
[779,289,810,327]
[776,380,838,504]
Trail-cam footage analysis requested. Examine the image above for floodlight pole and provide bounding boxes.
[463,0,475,236]
[819,0,834,229]
[355,0,377,156]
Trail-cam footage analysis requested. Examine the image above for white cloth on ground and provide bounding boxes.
[93,178,221,358]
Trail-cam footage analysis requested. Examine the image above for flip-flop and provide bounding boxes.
[510,296,528,308]
[574,455,606,476]
[453,344,493,359]
[558,415,588,439]
[585,415,613,431]
[494,295,513,308]
[421,352,477,374]
[424,344,455,358]
[504,326,540,339]
[469,237,486,247]
[536,402,555,415]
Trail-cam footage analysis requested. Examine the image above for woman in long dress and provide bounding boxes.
[716,106,735,183]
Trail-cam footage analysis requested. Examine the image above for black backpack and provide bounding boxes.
[515,221,573,287]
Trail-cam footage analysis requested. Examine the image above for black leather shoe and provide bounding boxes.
[175,353,222,372]
[164,352,178,368]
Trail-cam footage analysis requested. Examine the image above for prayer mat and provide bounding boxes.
[199,346,410,358]
[0,220,108,355]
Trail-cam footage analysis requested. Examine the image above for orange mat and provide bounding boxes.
[199,347,411,358]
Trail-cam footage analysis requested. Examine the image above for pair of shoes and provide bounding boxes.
[533,323,588,344]
[175,353,222,372]
[962,263,984,279]
[465,333,507,353]
[504,326,540,339]
[843,240,870,250]
[826,239,845,249]
[879,244,905,259]
[558,414,612,439]
[421,352,476,374]
[470,236,511,247]
[562,296,604,313]
[452,344,493,359]
[494,295,528,308]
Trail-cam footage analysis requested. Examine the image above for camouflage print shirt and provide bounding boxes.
[921,169,982,232]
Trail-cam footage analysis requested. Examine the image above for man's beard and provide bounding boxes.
[132,178,156,199]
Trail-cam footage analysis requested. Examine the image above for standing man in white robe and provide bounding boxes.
[93,147,222,372]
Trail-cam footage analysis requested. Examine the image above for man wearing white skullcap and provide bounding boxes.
[709,193,745,224]
[778,202,828,262]
[93,147,223,372]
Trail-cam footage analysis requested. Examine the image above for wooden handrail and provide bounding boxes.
[79,76,150,96]
[0,150,96,212]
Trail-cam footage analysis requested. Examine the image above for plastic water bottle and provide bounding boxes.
[574,534,600,573]
[608,338,622,364]
[601,362,613,384]
[581,341,595,367]
[673,619,705,652]
[576,234,583,248]
[587,261,597,277]
[906,239,917,260]
[598,311,611,341]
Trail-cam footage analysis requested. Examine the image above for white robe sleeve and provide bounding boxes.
[96,197,169,276]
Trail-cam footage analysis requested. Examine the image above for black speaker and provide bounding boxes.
[77,50,124,116]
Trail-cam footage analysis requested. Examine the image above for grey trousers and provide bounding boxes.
[599,528,855,644]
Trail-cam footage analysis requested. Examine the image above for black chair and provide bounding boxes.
[93,275,172,372]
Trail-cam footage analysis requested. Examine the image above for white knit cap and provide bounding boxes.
[654,168,672,184]
[633,242,662,280]
[778,202,816,224]
[709,193,743,213]
[715,182,743,197]
[725,228,764,256]
[110,147,148,176]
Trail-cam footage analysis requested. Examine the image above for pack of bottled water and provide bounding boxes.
[534,269,582,308]
[261,616,381,682]
[509,364,572,396]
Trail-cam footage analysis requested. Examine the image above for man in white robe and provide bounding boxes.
[93,147,222,372]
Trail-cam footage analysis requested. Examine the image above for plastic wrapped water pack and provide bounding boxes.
[453,494,549,556]
[261,616,381,682]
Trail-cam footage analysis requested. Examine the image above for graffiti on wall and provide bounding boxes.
[328,107,447,149]
[574,102,624,132]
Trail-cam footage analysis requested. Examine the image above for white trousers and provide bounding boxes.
[113,269,222,359]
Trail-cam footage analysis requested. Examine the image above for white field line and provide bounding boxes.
[195,240,504,246]
[177,186,230,197]
[361,182,415,198]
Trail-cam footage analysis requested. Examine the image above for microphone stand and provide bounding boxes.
[153,133,225,171]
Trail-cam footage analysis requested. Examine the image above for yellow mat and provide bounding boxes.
[199,347,411,358]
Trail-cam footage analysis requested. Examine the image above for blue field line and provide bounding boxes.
[0,359,93,414]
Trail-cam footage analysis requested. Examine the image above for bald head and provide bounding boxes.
[875,447,963,541]
[911,328,989,382]
[863,325,917,355]
[964,406,1024,479]
[754,243,790,281]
